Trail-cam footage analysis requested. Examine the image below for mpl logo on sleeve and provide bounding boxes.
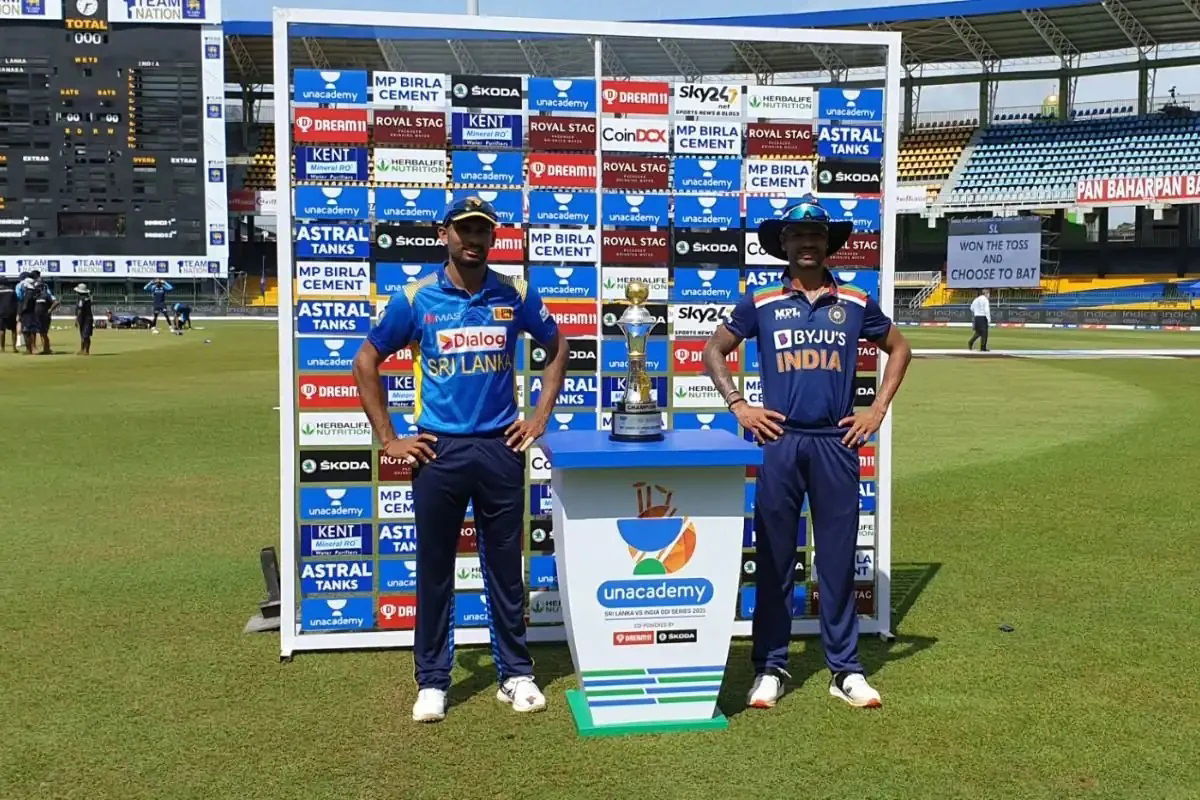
[450,74,522,110]
[602,156,669,191]
[296,300,373,335]
[671,268,739,303]
[528,191,597,226]
[371,71,448,109]
[601,267,668,301]
[673,195,740,229]
[372,148,447,184]
[528,117,597,151]
[296,262,369,297]
[745,85,814,120]
[601,231,669,265]
[298,413,374,446]
[673,121,741,155]
[294,223,371,259]
[527,78,597,113]
[745,158,814,193]
[526,153,597,189]
[293,69,368,106]
[673,158,742,193]
[298,448,372,483]
[450,151,523,185]
[298,375,362,409]
[528,228,599,263]
[374,188,446,223]
[293,109,368,144]
[372,224,444,262]
[673,83,743,118]
[816,124,884,160]
[818,88,884,122]
[451,112,522,148]
[295,147,368,181]
[601,80,669,115]
[373,111,447,147]
[672,229,743,265]
[601,193,669,227]
[746,123,814,156]
[600,119,669,154]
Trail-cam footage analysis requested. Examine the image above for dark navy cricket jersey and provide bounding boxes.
[725,270,892,429]
[367,266,559,435]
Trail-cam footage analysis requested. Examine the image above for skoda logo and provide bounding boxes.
[301,459,317,474]
[377,233,393,249]
[603,312,617,326]
[452,83,468,99]
[531,528,546,543]
[533,347,546,361]
[819,169,833,184]
[829,305,846,325]
[675,241,690,255]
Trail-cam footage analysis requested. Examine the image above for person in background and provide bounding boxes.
[968,288,991,351]
[0,278,17,353]
[15,270,35,351]
[17,271,56,355]
[74,283,94,355]
[144,279,174,331]
[173,301,193,331]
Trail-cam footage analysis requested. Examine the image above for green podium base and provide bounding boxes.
[565,689,729,737]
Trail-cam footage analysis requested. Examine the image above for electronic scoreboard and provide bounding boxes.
[0,0,227,279]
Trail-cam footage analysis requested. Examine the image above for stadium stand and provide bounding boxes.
[244,127,277,191]
[898,119,978,184]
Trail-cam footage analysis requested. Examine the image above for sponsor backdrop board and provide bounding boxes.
[275,14,898,656]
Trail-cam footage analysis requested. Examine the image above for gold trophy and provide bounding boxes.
[610,281,664,442]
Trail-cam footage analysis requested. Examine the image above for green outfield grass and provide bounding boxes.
[901,325,1200,351]
[3,323,1199,800]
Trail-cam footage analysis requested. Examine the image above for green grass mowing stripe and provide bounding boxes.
[655,695,719,704]
[584,689,646,698]
[580,669,646,677]
[654,674,724,684]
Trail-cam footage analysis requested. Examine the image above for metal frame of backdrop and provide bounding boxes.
[273,8,902,658]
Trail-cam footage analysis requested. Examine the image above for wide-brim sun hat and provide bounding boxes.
[74,283,90,293]
[756,196,854,262]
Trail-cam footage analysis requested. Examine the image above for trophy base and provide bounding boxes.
[610,404,664,443]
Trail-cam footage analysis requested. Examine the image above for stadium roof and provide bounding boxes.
[222,0,1200,83]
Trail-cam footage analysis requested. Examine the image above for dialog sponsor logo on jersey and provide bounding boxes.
[674,411,738,434]
[745,158,814,193]
[601,80,669,115]
[602,375,666,407]
[455,593,490,627]
[671,121,741,155]
[528,590,561,623]
[528,191,597,226]
[296,336,364,371]
[374,188,445,223]
[673,229,743,265]
[602,231,669,264]
[300,559,373,595]
[529,483,554,516]
[528,266,598,300]
[300,486,373,520]
[434,325,507,356]
[301,523,373,557]
[371,71,448,108]
[543,301,597,337]
[673,157,742,192]
[601,338,667,373]
[372,148,447,184]
[601,267,668,301]
[673,194,740,229]
[531,375,597,408]
[528,228,598,263]
[745,85,814,120]
[296,262,369,297]
[298,376,362,409]
[373,224,444,262]
[670,303,733,337]
[601,302,666,337]
[379,559,418,591]
[854,375,877,407]
[377,595,417,629]
[374,262,439,295]
[826,234,881,268]
[384,374,416,406]
[379,522,417,554]
[301,597,372,631]
[817,123,884,159]
[378,485,416,519]
[292,69,368,105]
[451,151,523,186]
[671,267,738,303]
[451,74,522,110]
[294,186,369,220]
[817,159,882,194]
[125,259,170,276]
[746,195,811,229]
[295,146,368,181]
[373,110,446,147]
[818,88,884,122]
[859,481,876,513]
[528,446,552,480]
[821,197,881,233]
[453,556,485,591]
[746,122,814,156]
[451,112,522,148]
[601,193,669,227]
[528,117,597,151]
[298,412,373,446]
[293,109,369,144]
[600,119,669,154]
[857,340,879,371]
[527,77,596,113]
[294,223,371,259]
[673,339,739,374]
[525,153,596,189]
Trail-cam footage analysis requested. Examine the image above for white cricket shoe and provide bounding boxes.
[497,676,546,713]
[829,672,883,708]
[412,688,447,723]
[747,669,789,709]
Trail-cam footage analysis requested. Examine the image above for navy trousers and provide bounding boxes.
[752,428,864,675]
[411,432,532,690]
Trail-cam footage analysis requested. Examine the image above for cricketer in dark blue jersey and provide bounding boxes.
[353,197,568,724]
[703,197,912,711]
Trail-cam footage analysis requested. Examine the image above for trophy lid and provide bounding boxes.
[625,281,649,305]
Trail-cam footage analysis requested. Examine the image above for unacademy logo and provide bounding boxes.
[304,72,361,103]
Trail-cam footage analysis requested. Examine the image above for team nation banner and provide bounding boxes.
[1077,174,1200,204]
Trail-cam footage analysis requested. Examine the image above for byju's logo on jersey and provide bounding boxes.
[293,69,369,105]
[374,188,446,222]
[528,266,598,299]
[300,487,373,520]
[671,268,738,303]
[601,193,669,227]
[818,88,884,122]
[528,191,597,226]
[527,78,597,112]
[673,195,740,229]
[672,158,742,192]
